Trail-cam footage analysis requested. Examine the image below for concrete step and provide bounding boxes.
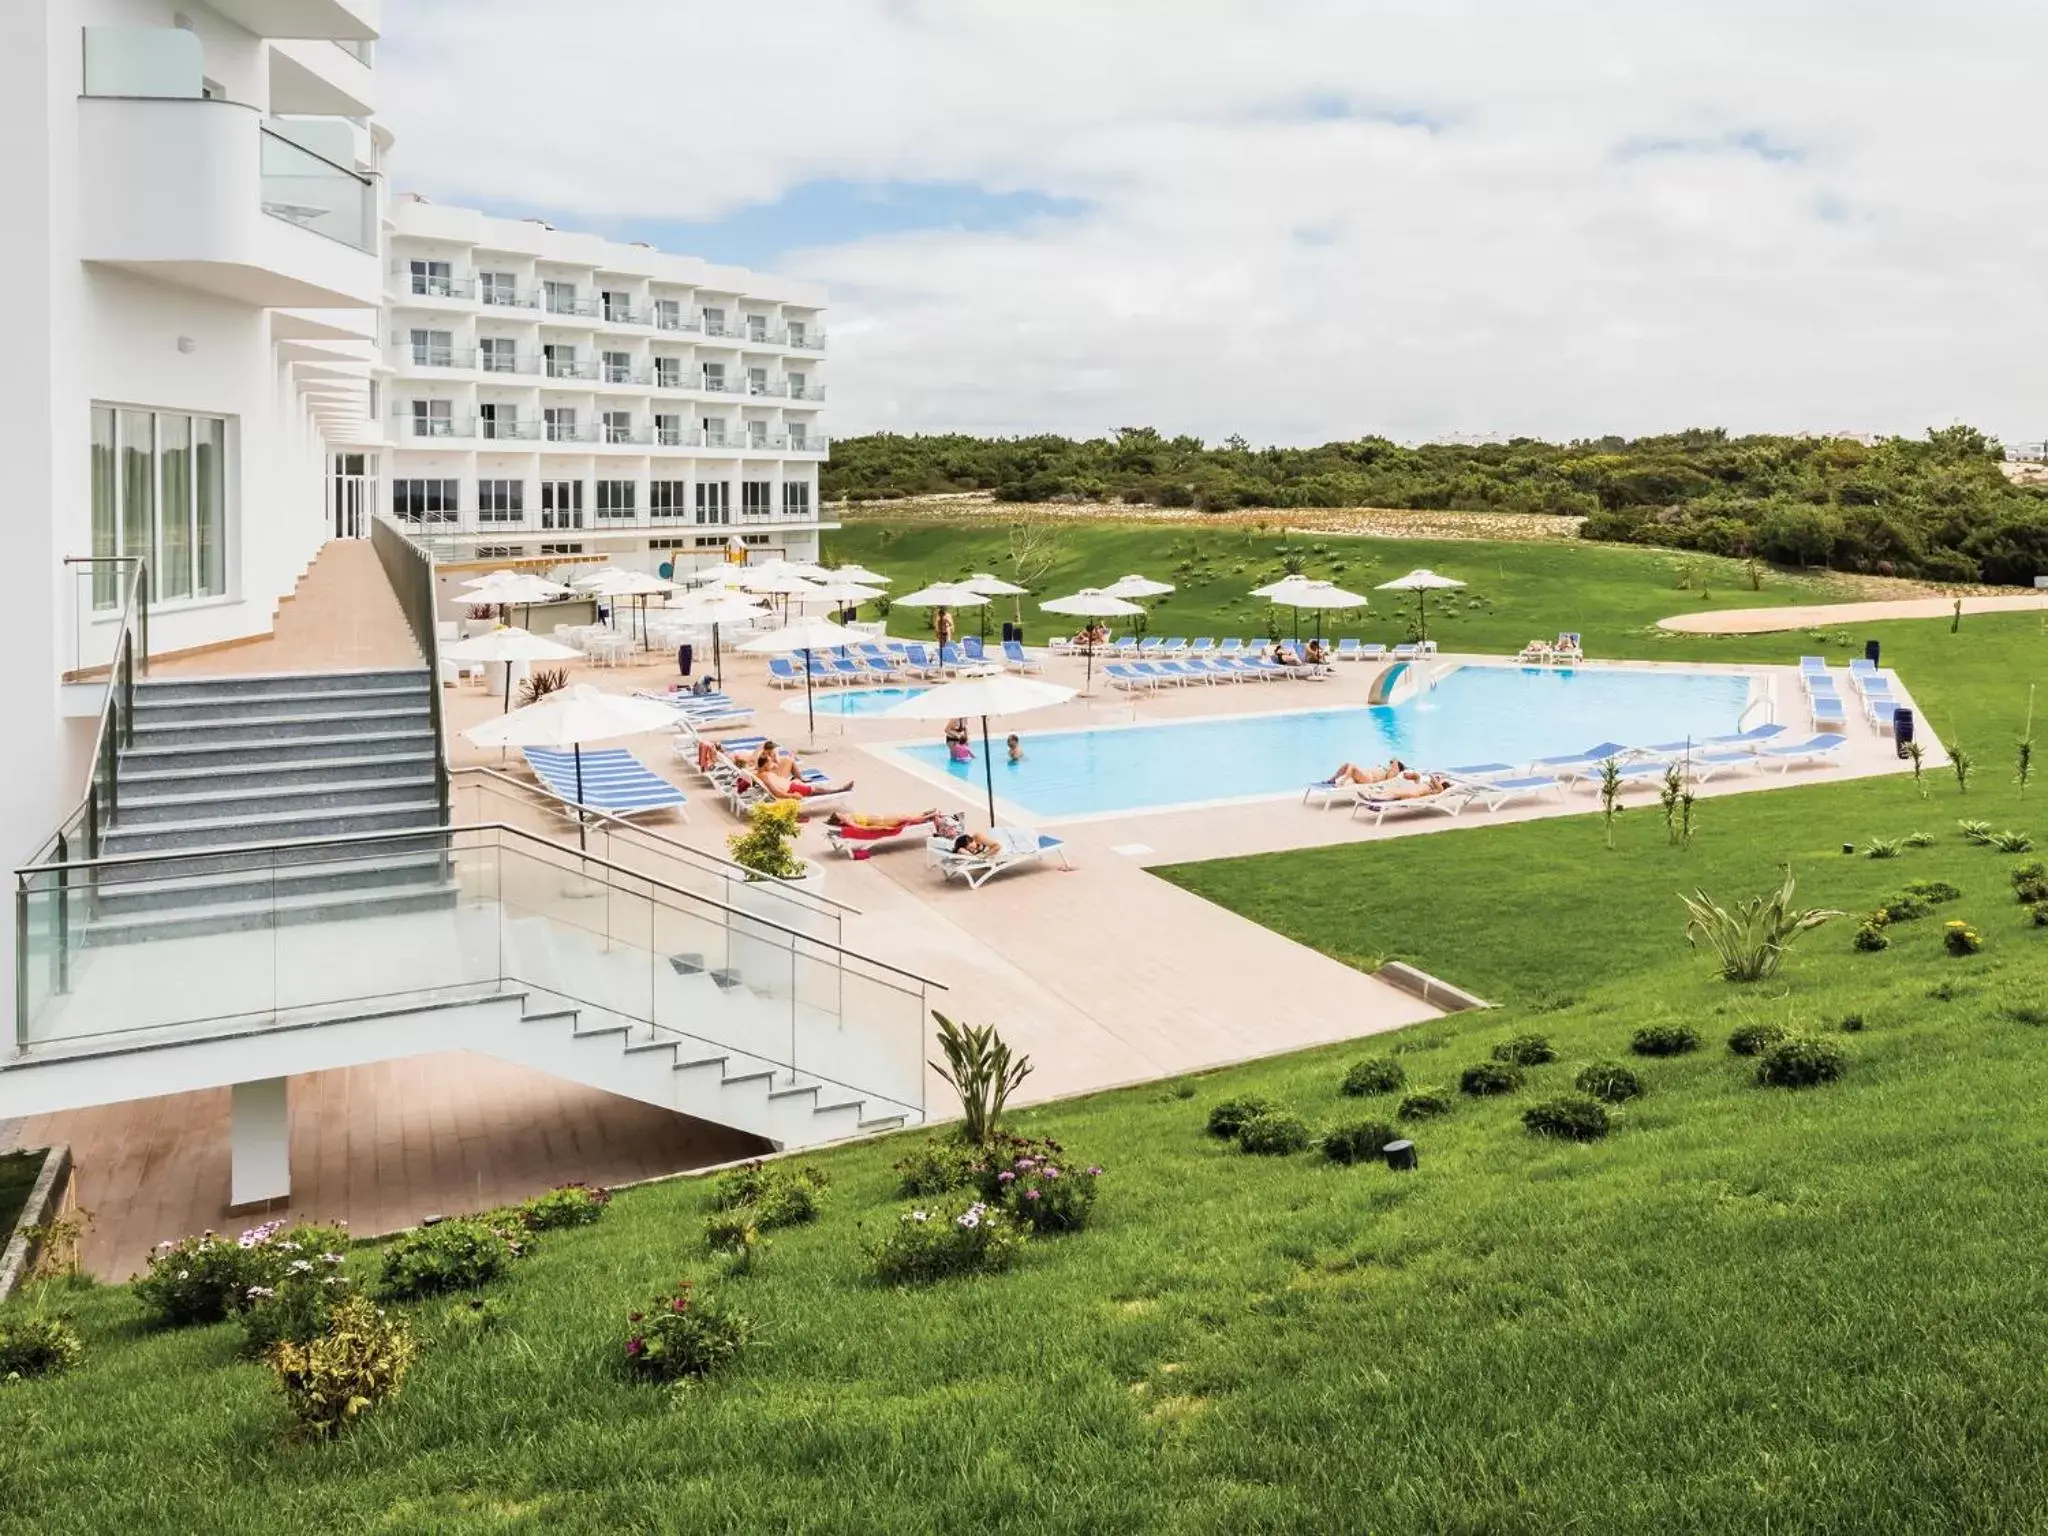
[115,773,441,826]
[91,831,454,886]
[78,878,461,946]
[133,669,430,703]
[130,705,430,747]
[88,850,454,914]
[119,753,442,794]
[132,684,430,723]
[101,798,443,855]
[118,728,437,774]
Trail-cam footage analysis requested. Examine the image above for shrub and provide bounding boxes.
[623,1279,751,1384]
[0,1313,83,1381]
[268,1296,418,1439]
[241,1248,353,1358]
[1903,831,1936,848]
[869,1200,1025,1284]
[1853,916,1891,952]
[1397,1089,1452,1120]
[893,1137,981,1196]
[1340,1057,1405,1096]
[1321,1121,1397,1165]
[1681,868,1841,982]
[1987,830,2036,854]
[515,1183,612,1231]
[1574,1062,1643,1103]
[1522,1097,1611,1141]
[929,1011,1032,1148]
[1631,1024,1700,1057]
[1727,1022,1789,1057]
[1839,1013,1867,1032]
[1490,1034,1557,1066]
[1863,836,1903,859]
[2012,862,2048,905]
[1459,1061,1524,1096]
[377,1218,520,1300]
[727,800,806,881]
[1959,819,1994,845]
[1903,879,1962,904]
[1876,894,1928,924]
[711,1161,828,1212]
[1237,1111,1315,1155]
[1206,1095,1280,1140]
[1756,1037,1847,1088]
[133,1220,350,1328]
[2034,902,2048,928]
[990,1150,1101,1233]
[1944,920,1984,956]
[702,1208,761,1257]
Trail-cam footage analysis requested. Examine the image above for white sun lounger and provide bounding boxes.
[1759,733,1848,772]
[1349,783,1474,826]
[1448,772,1567,811]
[926,827,1071,888]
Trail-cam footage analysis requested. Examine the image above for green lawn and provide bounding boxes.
[5,528,2048,1532]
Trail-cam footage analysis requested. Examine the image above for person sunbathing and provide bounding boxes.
[762,766,852,800]
[1365,772,1450,801]
[826,809,940,829]
[1329,759,1405,786]
[951,831,1004,857]
[754,742,801,778]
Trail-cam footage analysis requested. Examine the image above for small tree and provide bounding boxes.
[1599,758,1624,850]
[1949,743,1974,794]
[1904,739,1927,798]
[1952,596,1964,634]
[2019,737,2035,800]
[1659,760,1685,846]
[929,1013,1032,1148]
[1679,783,1698,849]
[1681,867,1842,983]
[727,801,806,881]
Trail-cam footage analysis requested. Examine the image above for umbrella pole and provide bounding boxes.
[981,715,996,827]
[712,622,722,688]
[573,743,587,853]
[803,648,816,744]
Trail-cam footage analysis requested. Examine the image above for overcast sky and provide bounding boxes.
[380,1,2048,448]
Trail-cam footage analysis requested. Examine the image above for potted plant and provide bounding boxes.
[726,801,822,893]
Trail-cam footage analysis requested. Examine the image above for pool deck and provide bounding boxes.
[18,636,1915,1277]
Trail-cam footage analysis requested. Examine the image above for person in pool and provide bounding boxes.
[1329,759,1405,786]
[1007,733,1024,763]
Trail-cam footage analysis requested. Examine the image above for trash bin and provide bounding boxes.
[678,642,694,677]
[1894,706,1914,757]
[1865,639,1882,666]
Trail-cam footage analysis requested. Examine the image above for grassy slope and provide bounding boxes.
[0,1152,43,1250]
[3,526,2047,1533]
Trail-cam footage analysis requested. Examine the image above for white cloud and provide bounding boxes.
[381,0,2048,444]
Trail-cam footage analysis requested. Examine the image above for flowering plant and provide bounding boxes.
[132,1220,349,1328]
[869,1198,1025,1284]
[514,1182,613,1231]
[1943,919,1983,956]
[622,1280,751,1384]
[241,1249,356,1358]
[991,1151,1100,1234]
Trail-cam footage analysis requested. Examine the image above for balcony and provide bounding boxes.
[480,420,541,442]
[394,413,475,440]
[79,94,379,309]
[205,0,378,41]
[653,311,703,335]
[394,270,476,301]
[543,295,601,319]
[481,284,539,310]
[268,36,376,117]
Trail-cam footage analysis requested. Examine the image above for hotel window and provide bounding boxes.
[788,422,808,448]
[391,478,459,525]
[408,259,453,297]
[90,405,229,608]
[694,481,730,524]
[602,350,632,383]
[788,372,808,400]
[701,306,726,337]
[410,399,454,438]
[409,329,453,367]
[479,337,518,373]
[701,362,727,391]
[602,410,633,444]
[479,270,518,306]
[747,367,768,396]
[602,290,632,323]
[543,343,579,378]
[654,357,682,389]
[477,479,525,523]
[595,480,636,521]
[654,298,682,330]
[539,542,584,556]
[544,279,578,314]
[786,320,807,346]
[701,417,730,447]
[746,314,767,342]
[740,480,773,519]
[541,479,584,530]
[650,481,688,519]
[746,420,768,446]
[654,412,683,446]
[544,407,578,442]
[475,544,527,560]
[479,402,518,440]
[782,481,812,519]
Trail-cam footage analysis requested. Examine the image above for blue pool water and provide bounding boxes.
[892,666,1752,820]
[790,686,932,717]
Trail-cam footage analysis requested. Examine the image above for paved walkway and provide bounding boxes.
[152,540,421,676]
[1660,592,2048,634]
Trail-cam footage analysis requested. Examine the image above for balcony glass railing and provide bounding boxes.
[480,420,540,441]
[400,414,474,439]
[403,274,475,300]
[544,358,598,380]
[259,128,375,252]
[653,311,702,333]
[481,285,538,308]
[544,295,601,318]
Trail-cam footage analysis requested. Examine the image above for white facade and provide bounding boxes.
[380,202,835,576]
[3,0,383,987]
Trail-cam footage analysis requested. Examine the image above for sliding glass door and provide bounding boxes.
[90,404,230,610]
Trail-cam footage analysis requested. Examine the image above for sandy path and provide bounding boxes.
[1659,593,2048,635]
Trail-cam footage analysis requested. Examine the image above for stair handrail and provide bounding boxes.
[369,517,451,825]
[453,765,859,916]
[12,819,945,993]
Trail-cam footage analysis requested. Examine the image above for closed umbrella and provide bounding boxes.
[964,573,1031,638]
[1271,580,1368,643]
[668,592,768,686]
[1377,569,1465,643]
[1040,588,1143,695]
[464,684,679,849]
[441,626,583,713]
[884,674,1076,825]
[740,615,870,743]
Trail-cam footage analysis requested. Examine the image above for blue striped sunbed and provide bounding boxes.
[523,747,688,820]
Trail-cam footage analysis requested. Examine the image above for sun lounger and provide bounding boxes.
[901,644,940,678]
[1799,655,1828,672]
[1446,762,1517,779]
[1002,640,1043,674]
[1517,640,1553,664]
[1216,639,1245,657]
[1159,661,1213,686]
[1105,663,1154,692]
[1552,633,1584,663]
[1187,638,1215,658]
[1448,772,1567,811]
[766,658,805,689]
[961,637,988,663]
[1392,644,1420,662]
[1687,749,1764,784]
[1701,723,1788,750]
[1349,783,1474,826]
[1809,694,1846,730]
[926,827,1071,888]
[1359,643,1388,661]
[1760,733,1848,772]
[825,810,961,859]
[1526,741,1633,781]
[523,747,688,821]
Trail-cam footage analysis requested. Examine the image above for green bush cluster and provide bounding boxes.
[892,1138,983,1196]
[1944,920,1984,956]
[513,1183,612,1232]
[869,1201,1025,1285]
[622,1279,751,1383]
[709,1162,828,1240]
[1321,1121,1397,1165]
[133,1220,350,1328]
[240,1250,354,1359]
[268,1295,417,1439]
[1340,1057,1405,1096]
[1460,1061,1524,1096]
[1522,1098,1612,1142]
[988,1149,1101,1233]
[1853,916,1891,952]
[1574,1062,1643,1103]
[1398,1090,1453,1120]
[377,1218,522,1300]
[2011,862,2048,905]
[1491,1034,1558,1066]
[1631,1024,1700,1057]
[1236,1111,1315,1155]
[0,1312,83,1381]
[1205,1095,1280,1140]
[1727,1022,1790,1057]
[1756,1038,1848,1088]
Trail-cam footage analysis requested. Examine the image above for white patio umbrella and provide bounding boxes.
[459,570,572,630]
[1377,569,1466,643]
[894,582,990,652]
[830,564,891,586]
[739,615,870,741]
[1250,572,1313,599]
[1040,588,1144,695]
[883,674,1076,826]
[576,568,675,643]
[1271,580,1368,642]
[668,592,769,686]
[441,626,583,713]
[464,684,679,848]
[964,573,1031,636]
[1103,573,1176,599]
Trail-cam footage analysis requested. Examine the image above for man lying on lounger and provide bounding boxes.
[951,830,1005,857]
[1363,771,1452,800]
[761,766,853,799]
[826,810,942,831]
[1328,758,1406,786]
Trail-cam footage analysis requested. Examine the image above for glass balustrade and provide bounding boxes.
[258,128,375,253]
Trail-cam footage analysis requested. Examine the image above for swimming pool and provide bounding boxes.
[889,665,1755,821]
[787,686,932,718]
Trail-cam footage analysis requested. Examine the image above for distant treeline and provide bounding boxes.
[823,425,2048,585]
